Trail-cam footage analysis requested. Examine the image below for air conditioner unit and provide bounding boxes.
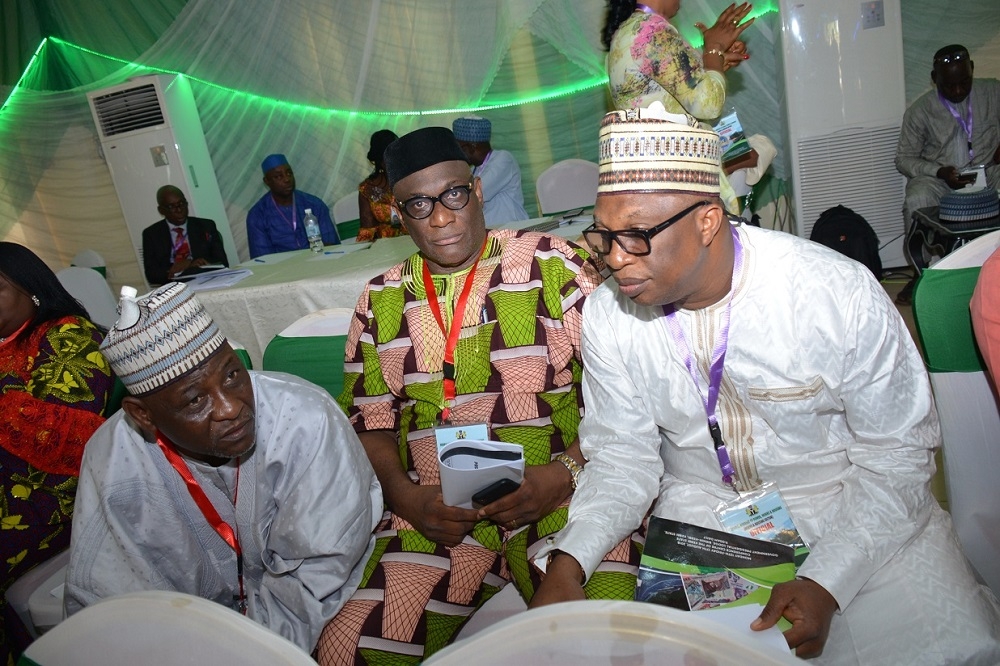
[777,0,907,268]
[87,74,238,288]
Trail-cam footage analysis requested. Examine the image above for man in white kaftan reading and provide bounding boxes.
[531,104,1000,664]
[64,282,382,654]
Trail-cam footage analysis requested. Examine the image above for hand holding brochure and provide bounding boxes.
[438,439,525,509]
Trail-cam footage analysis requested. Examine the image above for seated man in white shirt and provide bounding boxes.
[65,282,382,655]
[452,115,529,225]
[532,104,1000,664]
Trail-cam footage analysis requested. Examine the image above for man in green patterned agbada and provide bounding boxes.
[318,127,643,665]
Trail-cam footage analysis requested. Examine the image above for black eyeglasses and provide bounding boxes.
[582,200,711,257]
[161,200,188,211]
[934,51,968,65]
[396,182,473,220]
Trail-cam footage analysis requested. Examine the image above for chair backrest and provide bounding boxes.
[55,266,119,330]
[427,600,801,665]
[262,308,354,400]
[4,549,70,640]
[333,191,360,224]
[20,591,317,665]
[535,159,599,217]
[911,228,1000,595]
[71,249,107,277]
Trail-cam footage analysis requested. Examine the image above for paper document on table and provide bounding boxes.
[438,439,525,509]
[199,263,227,271]
[184,268,253,292]
[237,251,299,267]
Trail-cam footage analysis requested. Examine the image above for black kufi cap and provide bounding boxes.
[385,127,469,187]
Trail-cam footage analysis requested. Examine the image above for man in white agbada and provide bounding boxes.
[65,282,382,654]
[531,104,1000,663]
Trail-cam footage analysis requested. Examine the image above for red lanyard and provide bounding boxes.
[155,432,247,614]
[421,246,485,421]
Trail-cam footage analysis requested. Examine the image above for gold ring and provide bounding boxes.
[733,20,739,25]
[509,518,518,530]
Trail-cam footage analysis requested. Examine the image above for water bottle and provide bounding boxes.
[304,208,323,252]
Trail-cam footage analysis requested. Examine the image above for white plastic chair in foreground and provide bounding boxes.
[55,266,119,330]
[535,159,599,217]
[911,229,1000,594]
[428,600,800,665]
[20,591,316,665]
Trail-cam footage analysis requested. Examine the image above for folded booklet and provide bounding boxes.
[438,439,525,509]
[637,516,794,619]
[713,109,752,163]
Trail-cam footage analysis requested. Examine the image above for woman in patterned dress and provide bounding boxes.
[356,129,409,243]
[603,0,753,118]
[0,243,113,664]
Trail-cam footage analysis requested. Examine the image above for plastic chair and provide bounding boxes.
[4,549,70,641]
[70,249,107,277]
[19,590,316,665]
[333,192,362,242]
[535,159,599,217]
[262,308,354,400]
[912,229,1000,594]
[55,266,119,330]
[427,600,800,665]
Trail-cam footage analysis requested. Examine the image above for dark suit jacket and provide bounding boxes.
[142,217,229,285]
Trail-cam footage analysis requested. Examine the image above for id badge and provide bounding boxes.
[434,422,489,452]
[715,481,810,566]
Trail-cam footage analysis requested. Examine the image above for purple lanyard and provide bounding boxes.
[635,3,655,14]
[270,193,297,232]
[472,150,493,178]
[939,89,974,161]
[661,225,743,487]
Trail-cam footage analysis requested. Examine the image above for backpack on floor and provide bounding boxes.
[809,205,883,279]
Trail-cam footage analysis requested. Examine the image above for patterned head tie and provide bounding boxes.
[100,282,225,395]
[597,102,721,197]
[452,116,492,143]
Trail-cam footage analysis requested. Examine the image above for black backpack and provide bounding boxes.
[809,205,883,279]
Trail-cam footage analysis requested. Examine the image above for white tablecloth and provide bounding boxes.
[197,217,592,368]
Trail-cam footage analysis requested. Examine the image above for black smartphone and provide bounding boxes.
[471,478,521,509]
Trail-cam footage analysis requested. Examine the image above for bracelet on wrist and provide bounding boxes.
[705,47,726,61]
[554,453,583,491]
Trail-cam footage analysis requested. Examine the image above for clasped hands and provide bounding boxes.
[169,255,208,278]
[394,461,572,547]
[697,2,755,72]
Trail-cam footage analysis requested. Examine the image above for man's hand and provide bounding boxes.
[475,460,572,529]
[168,256,193,278]
[751,577,838,659]
[937,165,977,189]
[191,257,208,268]
[395,484,480,547]
[528,552,586,609]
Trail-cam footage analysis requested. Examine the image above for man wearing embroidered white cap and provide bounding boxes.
[532,103,1000,663]
[64,282,382,654]
[452,116,529,225]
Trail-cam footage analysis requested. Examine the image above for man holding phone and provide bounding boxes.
[318,126,642,665]
[895,43,1000,303]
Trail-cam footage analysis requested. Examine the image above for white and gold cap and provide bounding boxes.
[597,102,721,197]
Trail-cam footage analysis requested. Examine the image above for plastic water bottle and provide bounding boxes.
[304,208,323,252]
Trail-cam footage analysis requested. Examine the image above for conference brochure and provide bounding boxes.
[712,109,752,163]
[636,516,794,652]
[437,439,524,509]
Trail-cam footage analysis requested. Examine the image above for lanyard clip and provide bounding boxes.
[709,422,737,487]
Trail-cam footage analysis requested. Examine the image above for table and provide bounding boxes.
[198,237,418,368]
[197,216,593,368]
[907,206,1000,273]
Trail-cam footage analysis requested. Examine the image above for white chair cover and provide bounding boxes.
[914,229,1000,594]
[333,191,361,224]
[276,307,355,338]
[55,266,119,330]
[21,591,317,665]
[4,549,69,639]
[70,249,106,270]
[535,159,599,216]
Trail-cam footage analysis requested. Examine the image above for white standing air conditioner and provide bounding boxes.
[777,0,907,268]
[87,74,238,289]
